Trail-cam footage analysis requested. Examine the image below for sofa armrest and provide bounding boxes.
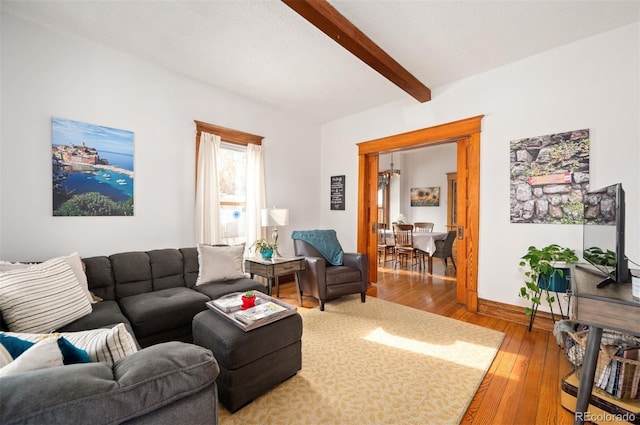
[1,342,219,425]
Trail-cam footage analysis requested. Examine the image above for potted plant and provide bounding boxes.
[518,244,579,315]
[250,239,278,260]
[241,290,256,310]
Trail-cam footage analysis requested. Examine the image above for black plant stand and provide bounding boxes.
[528,288,572,332]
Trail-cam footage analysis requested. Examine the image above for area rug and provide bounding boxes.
[218,295,505,425]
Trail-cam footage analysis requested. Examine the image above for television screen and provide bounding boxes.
[582,183,630,286]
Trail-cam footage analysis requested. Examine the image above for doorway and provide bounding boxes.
[357,115,483,310]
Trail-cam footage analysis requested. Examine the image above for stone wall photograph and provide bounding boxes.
[510,129,590,224]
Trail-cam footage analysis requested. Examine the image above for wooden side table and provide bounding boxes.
[244,256,306,306]
[570,266,640,425]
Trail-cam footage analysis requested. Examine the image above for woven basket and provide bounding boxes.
[564,330,640,401]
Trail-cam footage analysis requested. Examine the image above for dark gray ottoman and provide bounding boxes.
[192,309,303,412]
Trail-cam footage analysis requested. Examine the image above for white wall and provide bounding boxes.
[320,23,640,310]
[0,12,321,260]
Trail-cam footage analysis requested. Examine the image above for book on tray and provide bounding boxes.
[212,293,245,313]
[212,292,265,313]
[235,302,287,325]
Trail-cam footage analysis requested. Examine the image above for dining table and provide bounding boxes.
[384,230,447,272]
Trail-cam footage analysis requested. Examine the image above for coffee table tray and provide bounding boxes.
[206,291,297,332]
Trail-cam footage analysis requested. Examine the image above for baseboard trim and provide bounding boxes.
[478,298,556,332]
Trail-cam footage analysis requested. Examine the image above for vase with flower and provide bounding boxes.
[250,239,278,260]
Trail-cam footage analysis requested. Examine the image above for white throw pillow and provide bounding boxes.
[196,244,246,286]
[4,323,138,366]
[0,257,92,333]
[63,252,94,304]
[0,261,32,272]
[0,337,63,377]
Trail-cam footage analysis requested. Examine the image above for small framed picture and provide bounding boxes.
[411,187,440,207]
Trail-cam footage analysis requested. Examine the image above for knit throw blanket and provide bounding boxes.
[291,230,344,266]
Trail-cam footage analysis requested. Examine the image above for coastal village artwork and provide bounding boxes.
[52,118,134,216]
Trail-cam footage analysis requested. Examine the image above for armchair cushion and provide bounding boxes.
[326,266,362,286]
[291,230,344,265]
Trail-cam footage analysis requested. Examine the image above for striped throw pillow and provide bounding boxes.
[3,323,138,365]
[0,257,92,333]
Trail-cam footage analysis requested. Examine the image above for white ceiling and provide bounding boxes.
[2,0,638,124]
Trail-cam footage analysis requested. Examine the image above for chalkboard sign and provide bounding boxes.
[330,175,345,210]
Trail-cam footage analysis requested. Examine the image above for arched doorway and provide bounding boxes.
[357,115,483,310]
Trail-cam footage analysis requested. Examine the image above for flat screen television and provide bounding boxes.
[581,183,631,288]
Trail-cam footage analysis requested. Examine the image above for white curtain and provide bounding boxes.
[195,132,221,244]
[245,143,266,251]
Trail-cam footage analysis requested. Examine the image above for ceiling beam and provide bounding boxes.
[282,0,431,103]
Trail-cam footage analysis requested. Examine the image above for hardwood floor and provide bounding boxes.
[277,259,577,424]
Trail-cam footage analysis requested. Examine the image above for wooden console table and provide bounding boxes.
[570,265,640,425]
[244,256,306,306]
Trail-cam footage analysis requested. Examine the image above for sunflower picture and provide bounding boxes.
[411,187,440,207]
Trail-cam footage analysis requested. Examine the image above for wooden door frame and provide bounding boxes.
[357,115,483,310]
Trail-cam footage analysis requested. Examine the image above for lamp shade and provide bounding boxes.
[261,208,289,227]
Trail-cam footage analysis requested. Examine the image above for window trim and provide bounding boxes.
[194,120,263,183]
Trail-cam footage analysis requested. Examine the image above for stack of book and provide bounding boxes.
[594,343,640,400]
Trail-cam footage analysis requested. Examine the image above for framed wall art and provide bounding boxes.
[411,187,440,207]
[52,117,134,216]
[330,175,345,210]
[509,128,589,224]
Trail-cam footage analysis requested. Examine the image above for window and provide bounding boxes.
[218,143,247,245]
[194,120,264,246]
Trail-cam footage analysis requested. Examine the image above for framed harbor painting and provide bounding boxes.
[411,187,440,207]
[52,117,134,216]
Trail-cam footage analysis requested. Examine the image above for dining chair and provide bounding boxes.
[392,223,416,269]
[413,222,434,232]
[377,223,394,265]
[432,230,457,273]
[412,222,434,267]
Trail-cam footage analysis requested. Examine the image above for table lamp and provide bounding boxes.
[260,208,289,258]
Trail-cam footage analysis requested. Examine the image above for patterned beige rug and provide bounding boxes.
[218,295,504,425]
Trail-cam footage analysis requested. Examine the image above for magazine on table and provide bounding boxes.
[234,301,287,325]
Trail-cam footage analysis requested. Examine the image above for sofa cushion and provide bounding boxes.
[0,337,63,377]
[110,251,153,299]
[0,341,219,425]
[57,300,132,334]
[194,277,265,300]
[196,244,246,285]
[0,257,92,333]
[3,323,138,365]
[82,256,116,301]
[181,247,200,288]
[148,248,186,290]
[0,336,92,377]
[0,333,89,368]
[63,252,94,304]
[118,287,209,339]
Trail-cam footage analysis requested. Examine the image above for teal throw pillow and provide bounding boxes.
[0,333,35,359]
[57,336,90,365]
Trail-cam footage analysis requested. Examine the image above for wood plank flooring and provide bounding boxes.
[277,259,576,424]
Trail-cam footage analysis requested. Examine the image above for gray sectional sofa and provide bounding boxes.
[1,247,267,425]
[63,247,265,347]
